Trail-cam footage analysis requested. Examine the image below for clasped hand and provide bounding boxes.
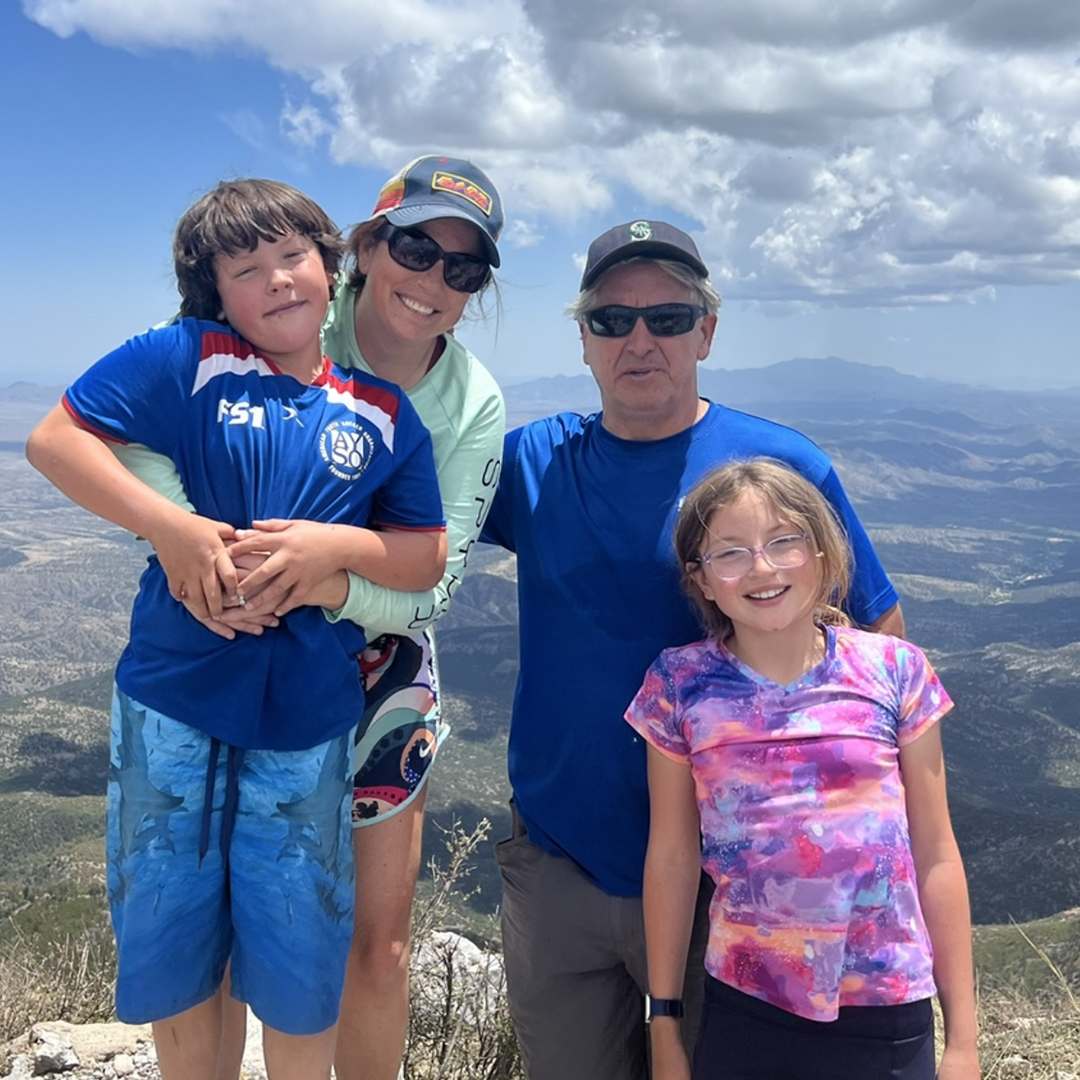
[154,516,349,640]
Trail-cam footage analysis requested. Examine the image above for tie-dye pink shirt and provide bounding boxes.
[626,625,952,1022]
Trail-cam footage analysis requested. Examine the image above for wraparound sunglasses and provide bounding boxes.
[384,225,492,294]
[585,303,706,338]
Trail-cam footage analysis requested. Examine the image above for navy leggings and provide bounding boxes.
[693,977,935,1080]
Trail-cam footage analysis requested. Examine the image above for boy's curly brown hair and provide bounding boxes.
[173,178,344,321]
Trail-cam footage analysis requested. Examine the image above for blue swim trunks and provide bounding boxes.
[106,688,355,1035]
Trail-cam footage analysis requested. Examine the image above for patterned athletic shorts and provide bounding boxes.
[351,629,449,826]
[106,688,355,1035]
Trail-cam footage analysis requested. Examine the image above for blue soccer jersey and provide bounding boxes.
[65,318,445,750]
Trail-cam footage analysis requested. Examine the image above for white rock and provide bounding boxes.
[29,1026,79,1074]
[28,1023,151,1069]
[110,1054,134,1077]
[0,1052,33,1080]
[1011,1016,1045,1030]
[411,931,507,1023]
[237,1008,266,1080]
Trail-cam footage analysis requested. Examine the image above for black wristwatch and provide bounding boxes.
[645,995,685,1022]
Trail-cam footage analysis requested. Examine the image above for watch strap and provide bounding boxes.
[645,995,685,1021]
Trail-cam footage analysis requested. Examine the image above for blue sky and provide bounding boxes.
[3,0,1079,391]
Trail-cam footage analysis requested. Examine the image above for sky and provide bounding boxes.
[2,0,1079,391]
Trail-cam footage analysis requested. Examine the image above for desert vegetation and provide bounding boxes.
[2,826,1080,1078]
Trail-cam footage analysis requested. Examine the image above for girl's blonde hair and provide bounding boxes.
[674,458,853,639]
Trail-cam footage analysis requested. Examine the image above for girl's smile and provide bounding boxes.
[745,586,788,601]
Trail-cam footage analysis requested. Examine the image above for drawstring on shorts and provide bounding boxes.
[198,737,247,866]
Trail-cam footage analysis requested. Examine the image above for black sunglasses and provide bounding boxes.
[585,303,706,338]
[384,225,491,294]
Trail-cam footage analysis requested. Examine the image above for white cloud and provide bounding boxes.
[281,101,331,148]
[504,220,544,248]
[23,0,518,68]
[24,0,1080,306]
[332,33,573,151]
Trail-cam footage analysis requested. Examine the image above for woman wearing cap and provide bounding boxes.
[322,155,504,1080]
[115,155,505,1080]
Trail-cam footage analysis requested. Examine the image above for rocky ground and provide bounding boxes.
[1,1015,269,1080]
[0,933,503,1080]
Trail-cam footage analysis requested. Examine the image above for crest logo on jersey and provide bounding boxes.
[319,420,375,481]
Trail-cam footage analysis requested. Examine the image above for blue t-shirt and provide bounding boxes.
[65,318,444,750]
[481,403,899,897]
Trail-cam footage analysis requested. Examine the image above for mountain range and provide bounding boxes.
[0,356,1078,936]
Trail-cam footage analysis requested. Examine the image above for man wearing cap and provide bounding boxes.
[481,221,904,1080]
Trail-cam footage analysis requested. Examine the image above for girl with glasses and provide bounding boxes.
[626,459,979,1080]
[110,156,506,1080]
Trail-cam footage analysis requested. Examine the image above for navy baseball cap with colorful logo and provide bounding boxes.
[370,155,504,267]
[581,220,708,289]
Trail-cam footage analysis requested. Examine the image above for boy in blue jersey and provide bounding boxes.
[26,180,447,1080]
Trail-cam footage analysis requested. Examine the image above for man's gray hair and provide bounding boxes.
[565,257,722,323]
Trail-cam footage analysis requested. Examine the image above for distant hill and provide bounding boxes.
[0,383,64,405]
[6,357,1080,430]
[502,357,1080,429]
[974,907,1080,999]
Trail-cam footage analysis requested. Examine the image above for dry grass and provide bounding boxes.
[970,919,1080,1079]
[0,916,115,1047]
[976,991,1080,1078]
[405,817,524,1080]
